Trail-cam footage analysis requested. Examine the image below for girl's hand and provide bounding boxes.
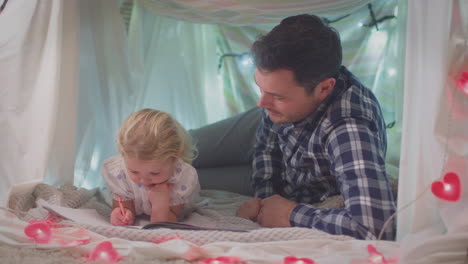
[110,207,135,226]
[147,183,172,207]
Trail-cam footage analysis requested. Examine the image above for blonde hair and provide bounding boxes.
[117,109,196,163]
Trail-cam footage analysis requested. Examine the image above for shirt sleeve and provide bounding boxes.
[101,156,135,201]
[252,111,283,199]
[289,118,396,240]
[169,162,200,206]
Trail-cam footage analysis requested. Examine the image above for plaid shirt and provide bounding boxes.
[253,66,396,240]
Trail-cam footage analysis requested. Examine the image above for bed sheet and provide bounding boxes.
[2,182,465,264]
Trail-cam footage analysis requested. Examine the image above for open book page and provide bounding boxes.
[37,199,249,232]
[37,199,149,228]
[142,222,248,232]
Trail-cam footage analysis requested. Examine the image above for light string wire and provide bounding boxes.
[377,56,457,241]
[0,206,90,243]
[0,0,8,13]
[217,3,396,72]
[376,186,430,241]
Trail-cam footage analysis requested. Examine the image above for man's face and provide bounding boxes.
[255,68,322,124]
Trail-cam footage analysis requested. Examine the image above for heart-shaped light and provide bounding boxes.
[431,172,462,202]
[366,244,398,264]
[200,256,245,264]
[24,222,52,244]
[87,241,121,263]
[456,71,468,96]
[367,244,387,264]
[283,256,316,264]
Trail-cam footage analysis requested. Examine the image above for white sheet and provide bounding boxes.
[3,182,468,263]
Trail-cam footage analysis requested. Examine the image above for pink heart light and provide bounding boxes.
[200,256,245,264]
[87,241,121,264]
[456,71,468,96]
[283,256,316,264]
[431,172,462,202]
[24,221,52,244]
[366,244,398,264]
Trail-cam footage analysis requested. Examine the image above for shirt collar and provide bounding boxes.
[292,66,350,128]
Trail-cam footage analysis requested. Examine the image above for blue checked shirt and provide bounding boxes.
[253,66,396,240]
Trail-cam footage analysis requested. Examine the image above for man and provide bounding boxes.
[236,14,396,240]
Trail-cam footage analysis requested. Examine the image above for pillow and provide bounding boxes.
[189,107,262,168]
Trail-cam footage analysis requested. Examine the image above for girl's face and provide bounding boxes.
[124,156,176,188]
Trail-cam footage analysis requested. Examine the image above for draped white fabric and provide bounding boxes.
[74,1,229,189]
[1,0,466,249]
[137,0,373,24]
[397,0,468,242]
[74,0,136,189]
[0,0,79,205]
[127,3,225,127]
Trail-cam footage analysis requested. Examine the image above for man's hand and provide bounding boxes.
[236,198,262,221]
[257,195,297,227]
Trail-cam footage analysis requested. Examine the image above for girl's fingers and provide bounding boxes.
[124,209,134,225]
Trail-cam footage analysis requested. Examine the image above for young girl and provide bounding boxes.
[102,109,200,226]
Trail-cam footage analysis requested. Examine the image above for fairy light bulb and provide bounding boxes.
[456,71,468,95]
[369,254,384,264]
[431,172,461,202]
[24,221,52,244]
[366,244,398,264]
[87,241,121,263]
[283,257,315,264]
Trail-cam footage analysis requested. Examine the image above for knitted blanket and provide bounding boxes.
[7,183,351,245]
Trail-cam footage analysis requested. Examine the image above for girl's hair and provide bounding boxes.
[117,109,196,163]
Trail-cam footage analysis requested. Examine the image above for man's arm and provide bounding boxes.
[290,118,396,240]
[237,111,282,220]
[252,111,283,198]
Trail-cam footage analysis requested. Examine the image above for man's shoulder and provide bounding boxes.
[326,82,383,125]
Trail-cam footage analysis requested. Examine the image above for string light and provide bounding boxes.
[431,172,462,202]
[218,52,252,71]
[87,241,121,264]
[24,221,52,244]
[200,256,245,264]
[456,71,468,95]
[218,4,397,72]
[365,244,398,264]
[387,68,396,77]
[283,256,316,264]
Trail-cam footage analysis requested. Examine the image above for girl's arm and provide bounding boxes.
[150,203,184,223]
[169,204,184,221]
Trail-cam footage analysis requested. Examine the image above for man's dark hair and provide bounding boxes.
[251,14,342,94]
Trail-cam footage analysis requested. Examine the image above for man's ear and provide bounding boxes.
[316,78,336,102]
